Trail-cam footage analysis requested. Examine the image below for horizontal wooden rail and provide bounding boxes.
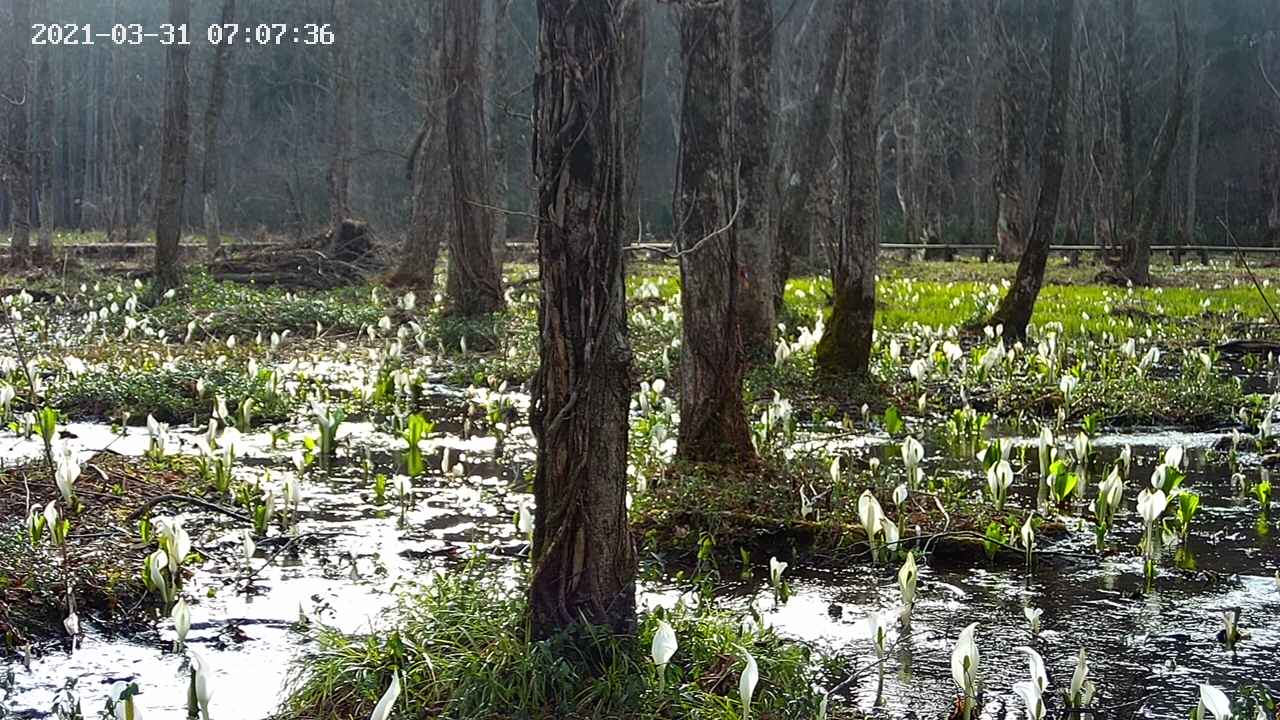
[507,240,1280,255]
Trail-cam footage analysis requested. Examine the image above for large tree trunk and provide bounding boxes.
[202,0,236,256]
[327,0,354,238]
[675,1,756,464]
[620,0,647,247]
[994,0,1026,262]
[153,0,191,294]
[815,0,886,376]
[4,0,33,268]
[774,10,850,310]
[988,0,1076,339]
[444,0,505,316]
[1122,2,1188,285]
[391,2,447,290]
[528,0,636,639]
[734,0,776,360]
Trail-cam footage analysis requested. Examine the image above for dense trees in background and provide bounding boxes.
[4,0,1278,257]
[989,0,1078,338]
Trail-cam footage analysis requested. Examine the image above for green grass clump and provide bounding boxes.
[140,273,387,338]
[50,358,292,425]
[282,563,829,720]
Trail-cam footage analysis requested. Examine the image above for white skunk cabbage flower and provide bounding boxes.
[651,620,678,691]
[1065,648,1096,709]
[769,557,788,587]
[517,503,534,536]
[950,622,980,709]
[369,673,401,720]
[1195,684,1232,720]
[110,680,142,720]
[898,552,918,627]
[1024,607,1043,635]
[171,598,191,651]
[738,649,759,719]
[63,356,88,377]
[1136,489,1169,528]
[1017,646,1048,692]
[241,530,256,567]
[189,650,214,720]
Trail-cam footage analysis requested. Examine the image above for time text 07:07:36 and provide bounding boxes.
[31,23,336,46]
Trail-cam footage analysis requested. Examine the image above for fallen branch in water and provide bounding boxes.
[126,494,252,524]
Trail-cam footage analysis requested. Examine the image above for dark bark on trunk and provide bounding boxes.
[1268,132,1280,246]
[4,0,33,268]
[675,1,756,464]
[815,0,886,376]
[1122,2,1188,285]
[444,0,505,316]
[327,0,354,237]
[478,0,508,257]
[1183,22,1203,249]
[620,0,647,247]
[1117,0,1137,231]
[203,0,236,256]
[153,0,192,294]
[36,0,54,262]
[988,0,1076,339]
[529,0,636,638]
[734,0,776,359]
[391,2,447,290]
[994,0,1026,262]
[774,13,850,311]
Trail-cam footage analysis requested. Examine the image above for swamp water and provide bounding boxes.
[2,399,1278,719]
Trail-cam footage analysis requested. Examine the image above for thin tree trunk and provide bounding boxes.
[1117,0,1137,231]
[4,0,33,268]
[815,0,886,376]
[391,2,446,290]
[1182,21,1203,250]
[620,0,647,247]
[528,0,636,639]
[327,0,354,237]
[1123,1,1188,285]
[36,0,54,262]
[988,0,1076,339]
[774,11,850,310]
[444,0,504,316]
[203,0,236,256]
[994,0,1026,262]
[81,51,97,234]
[675,1,755,464]
[153,0,192,295]
[485,0,511,255]
[734,0,776,360]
